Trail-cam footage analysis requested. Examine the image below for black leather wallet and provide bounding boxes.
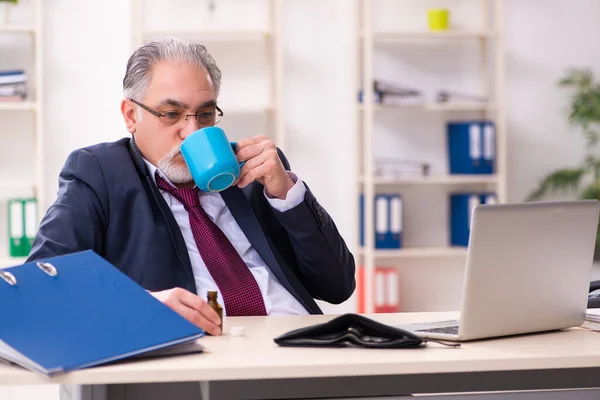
[273,313,425,349]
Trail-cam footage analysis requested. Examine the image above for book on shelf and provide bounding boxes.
[0,84,27,101]
[436,89,488,105]
[375,80,424,105]
[358,80,425,105]
[374,159,430,179]
[8,198,37,257]
[450,193,497,247]
[360,193,403,249]
[447,121,496,175]
[0,70,28,101]
[0,70,26,85]
[356,265,399,313]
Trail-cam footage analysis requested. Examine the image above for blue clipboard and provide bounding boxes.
[0,250,204,376]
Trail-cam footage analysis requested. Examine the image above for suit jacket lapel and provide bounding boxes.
[146,176,196,282]
[127,138,196,287]
[220,186,298,297]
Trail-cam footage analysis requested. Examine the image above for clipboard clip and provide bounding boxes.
[0,270,17,286]
[36,261,58,277]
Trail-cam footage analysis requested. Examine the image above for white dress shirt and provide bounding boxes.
[143,159,309,316]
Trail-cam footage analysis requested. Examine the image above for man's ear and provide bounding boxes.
[121,99,139,134]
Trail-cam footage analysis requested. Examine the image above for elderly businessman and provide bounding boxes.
[27,37,356,335]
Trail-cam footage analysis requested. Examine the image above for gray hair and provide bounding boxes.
[122,36,222,102]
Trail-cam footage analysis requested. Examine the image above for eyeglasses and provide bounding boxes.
[129,98,223,127]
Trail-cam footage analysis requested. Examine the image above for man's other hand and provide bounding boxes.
[235,135,294,199]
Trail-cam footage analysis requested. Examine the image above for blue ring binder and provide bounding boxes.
[0,250,206,376]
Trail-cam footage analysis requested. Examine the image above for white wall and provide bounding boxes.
[41,0,132,210]
[504,0,600,203]
[281,0,357,313]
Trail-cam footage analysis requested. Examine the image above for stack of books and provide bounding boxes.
[0,70,27,101]
[374,80,424,106]
[436,89,488,106]
[374,159,430,179]
[358,80,424,106]
[583,309,600,331]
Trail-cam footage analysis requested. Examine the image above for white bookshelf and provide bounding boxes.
[364,102,496,111]
[0,100,37,111]
[360,174,499,186]
[0,25,35,34]
[141,29,272,42]
[366,30,495,40]
[130,0,286,150]
[0,0,44,268]
[357,0,506,313]
[358,246,468,259]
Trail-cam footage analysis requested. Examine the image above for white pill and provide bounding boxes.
[230,326,245,337]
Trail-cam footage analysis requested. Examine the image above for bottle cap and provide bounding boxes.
[207,290,218,300]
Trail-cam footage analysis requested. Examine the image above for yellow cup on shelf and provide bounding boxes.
[427,8,449,31]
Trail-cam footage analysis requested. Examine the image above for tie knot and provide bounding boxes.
[155,172,200,209]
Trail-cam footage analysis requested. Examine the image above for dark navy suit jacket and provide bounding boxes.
[27,137,356,314]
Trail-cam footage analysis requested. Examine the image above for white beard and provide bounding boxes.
[157,145,193,185]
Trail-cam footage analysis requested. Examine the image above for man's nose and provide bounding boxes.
[180,117,200,139]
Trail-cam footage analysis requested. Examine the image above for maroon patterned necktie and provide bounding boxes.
[155,173,267,316]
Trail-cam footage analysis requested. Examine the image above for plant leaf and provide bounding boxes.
[579,183,600,200]
[559,68,594,89]
[578,183,600,250]
[560,68,600,130]
[583,128,600,149]
[566,92,600,125]
[526,168,585,201]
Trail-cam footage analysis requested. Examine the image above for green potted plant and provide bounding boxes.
[527,67,600,254]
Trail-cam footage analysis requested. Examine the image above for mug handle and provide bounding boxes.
[230,142,246,168]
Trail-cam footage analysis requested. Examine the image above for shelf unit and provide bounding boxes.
[366,29,495,40]
[130,0,286,150]
[362,102,496,111]
[141,29,273,42]
[0,100,37,111]
[358,246,468,259]
[357,0,505,313]
[0,25,35,34]
[0,0,44,268]
[359,174,499,186]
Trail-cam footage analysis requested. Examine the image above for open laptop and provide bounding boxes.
[399,200,600,342]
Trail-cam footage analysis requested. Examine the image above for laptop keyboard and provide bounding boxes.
[416,325,459,335]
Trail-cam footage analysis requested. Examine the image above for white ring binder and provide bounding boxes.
[0,270,17,286]
[36,261,58,277]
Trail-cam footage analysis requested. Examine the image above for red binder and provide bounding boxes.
[384,267,399,313]
[356,265,399,313]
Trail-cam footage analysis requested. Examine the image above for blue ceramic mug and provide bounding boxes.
[180,126,244,192]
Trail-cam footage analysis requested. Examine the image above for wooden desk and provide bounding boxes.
[2,312,600,399]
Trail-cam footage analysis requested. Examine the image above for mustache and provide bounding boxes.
[163,144,182,161]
